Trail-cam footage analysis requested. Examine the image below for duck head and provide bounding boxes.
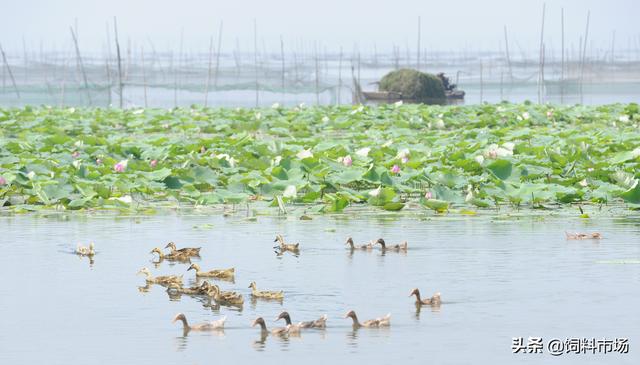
[275,311,291,324]
[172,313,186,323]
[149,247,163,256]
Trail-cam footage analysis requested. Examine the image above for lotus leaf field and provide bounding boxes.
[0,102,639,213]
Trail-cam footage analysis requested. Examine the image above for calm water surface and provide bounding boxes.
[0,212,638,364]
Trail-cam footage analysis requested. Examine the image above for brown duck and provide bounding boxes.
[409,288,441,305]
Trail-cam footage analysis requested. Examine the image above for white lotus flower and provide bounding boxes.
[271,102,281,109]
[435,119,445,129]
[283,185,297,198]
[484,144,513,159]
[322,116,330,122]
[522,112,530,120]
[369,186,381,197]
[619,115,630,123]
[475,155,485,164]
[394,100,403,106]
[111,195,132,204]
[579,179,588,187]
[296,149,313,159]
[72,160,82,169]
[356,147,370,157]
[273,155,282,166]
[502,142,515,151]
[27,171,36,180]
[255,112,262,120]
[396,148,410,159]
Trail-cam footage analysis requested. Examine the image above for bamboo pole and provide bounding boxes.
[537,3,546,104]
[2,56,5,93]
[141,47,148,108]
[417,16,421,70]
[204,36,213,107]
[479,61,483,104]
[253,19,259,107]
[0,43,20,98]
[70,27,92,105]
[579,11,590,104]
[337,46,343,105]
[560,8,565,104]
[280,35,285,95]
[113,17,124,108]
[503,25,512,79]
[214,20,223,88]
[105,60,112,107]
[314,44,320,105]
[22,37,28,84]
[176,28,184,106]
[60,59,68,107]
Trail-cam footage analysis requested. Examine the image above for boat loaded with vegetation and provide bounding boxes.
[354,68,464,104]
[0,102,639,213]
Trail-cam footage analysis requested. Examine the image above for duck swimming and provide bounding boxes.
[210,284,244,306]
[165,242,201,256]
[374,238,408,252]
[565,231,602,240]
[166,281,212,296]
[345,237,373,250]
[276,311,327,332]
[150,247,191,262]
[75,242,95,257]
[251,317,288,336]
[172,313,226,332]
[274,234,300,254]
[137,267,183,286]
[344,310,391,329]
[187,263,235,279]
[248,281,284,300]
[409,288,441,306]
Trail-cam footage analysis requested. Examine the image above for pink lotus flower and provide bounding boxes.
[114,160,128,173]
[391,165,400,174]
[401,156,409,164]
[424,191,433,199]
[72,151,80,159]
[546,110,553,118]
[342,155,352,167]
[150,159,158,168]
[96,158,103,165]
[0,176,6,185]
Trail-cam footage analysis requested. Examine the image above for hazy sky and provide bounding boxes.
[2,0,638,55]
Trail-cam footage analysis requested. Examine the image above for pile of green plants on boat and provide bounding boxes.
[0,102,639,213]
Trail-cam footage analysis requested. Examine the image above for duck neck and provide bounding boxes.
[413,291,422,304]
[283,314,292,326]
[350,314,361,328]
[178,316,190,330]
[258,321,267,332]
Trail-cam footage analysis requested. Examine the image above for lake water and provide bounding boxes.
[0,211,638,364]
